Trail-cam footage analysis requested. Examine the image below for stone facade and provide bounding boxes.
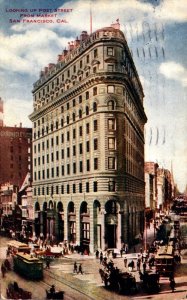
[29,24,147,252]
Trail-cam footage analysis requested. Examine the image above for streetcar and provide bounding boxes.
[13,253,43,280]
[155,245,174,277]
[7,240,31,254]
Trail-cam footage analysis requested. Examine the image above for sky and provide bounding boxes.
[0,0,186,192]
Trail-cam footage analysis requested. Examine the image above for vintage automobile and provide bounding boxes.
[139,271,160,293]
[46,289,64,299]
[6,282,32,299]
[99,267,137,294]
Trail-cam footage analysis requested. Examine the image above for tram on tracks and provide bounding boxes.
[13,253,43,280]
[155,245,174,277]
[7,240,31,254]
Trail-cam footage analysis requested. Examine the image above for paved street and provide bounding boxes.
[0,223,187,300]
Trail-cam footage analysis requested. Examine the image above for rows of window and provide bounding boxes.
[34,156,116,181]
[34,179,116,196]
[34,46,116,101]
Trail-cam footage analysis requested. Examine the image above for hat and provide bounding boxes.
[52,285,55,287]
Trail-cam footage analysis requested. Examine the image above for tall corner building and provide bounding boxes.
[29,23,147,252]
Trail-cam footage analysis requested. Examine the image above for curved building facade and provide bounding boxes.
[29,25,147,253]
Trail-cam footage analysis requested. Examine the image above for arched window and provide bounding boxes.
[86,106,89,115]
[108,100,115,110]
[93,102,97,112]
[72,112,76,122]
[79,109,82,119]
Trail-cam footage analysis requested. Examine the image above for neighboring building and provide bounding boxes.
[145,162,159,221]
[157,168,173,212]
[29,23,147,252]
[0,124,32,188]
[0,97,4,127]
[0,183,18,234]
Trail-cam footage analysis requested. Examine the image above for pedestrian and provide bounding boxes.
[143,261,146,273]
[100,252,103,264]
[137,259,141,271]
[95,250,99,259]
[120,248,123,258]
[73,261,77,273]
[50,285,55,294]
[124,257,127,268]
[46,258,50,269]
[1,263,6,278]
[78,264,83,274]
[170,278,176,292]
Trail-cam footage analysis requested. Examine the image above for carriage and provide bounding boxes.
[99,267,137,294]
[6,282,32,299]
[46,289,64,299]
[139,271,160,293]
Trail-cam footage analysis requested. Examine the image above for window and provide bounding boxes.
[86,182,89,193]
[107,47,114,56]
[73,128,76,139]
[79,95,82,103]
[61,133,64,143]
[86,123,89,134]
[46,186,49,195]
[67,184,70,194]
[73,184,76,193]
[87,159,90,171]
[67,147,70,157]
[61,165,64,176]
[56,185,59,194]
[61,149,64,159]
[93,181,98,192]
[67,102,70,110]
[94,138,98,150]
[56,121,58,129]
[67,164,70,174]
[47,154,49,163]
[108,64,114,72]
[94,49,98,58]
[80,60,82,68]
[73,162,76,174]
[79,161,83,172]
[61,118,64,127]
[51,152,54,162]
[108,157,116,169]
[51,138,54,147]
[51,167,54,178]
[82,223,90,239]
[67,70,70,77]
[79,143,83,154]
[94,158,98,170]
[107,85,114,93]
[66,115,70,124]
[79,109,82,119]
[108,137,115,149]
[86,141,90,152]
[56,136,59,145]
[108,118,115,130]
[86,106,89,115]
[93,87,97,96]
[93,66,97,73]
[108,180,116,192]
[73,65,76,73]
[56,166,59,177]
[51,123,54,131]
[108,100,115,110]
[67,131,70,141]
[79,183,82,193]
[93,102,97,112]
[86,91,89,100]
[61,185,64,194]
[94,120,98,131]
[72,113,76,122]
[73,145,76,156]
[79,126,83,136]
[73,99,76,106]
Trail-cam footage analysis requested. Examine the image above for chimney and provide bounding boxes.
[74,37,80,47]
[44,67,48,73]
[63,49,68,56]
[80,31,88,41]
